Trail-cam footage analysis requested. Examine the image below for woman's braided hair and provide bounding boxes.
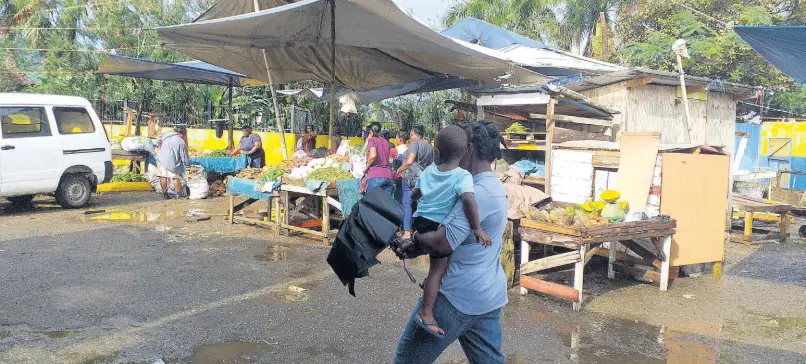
[462,121,505,162]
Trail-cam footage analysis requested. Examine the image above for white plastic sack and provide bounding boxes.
[122,136,155,154]
[350,153,366,179]
[187,177,209,200]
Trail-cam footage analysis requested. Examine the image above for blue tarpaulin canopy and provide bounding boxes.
[98,55,266,87]
[441,18,623,77]
[735,26,806,83]
[442,17,548,50]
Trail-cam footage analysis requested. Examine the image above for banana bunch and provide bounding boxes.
[505,122,528,133]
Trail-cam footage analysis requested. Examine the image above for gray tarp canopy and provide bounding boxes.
[155,0,547,90]
[278,76,478,104]
[97,54,265,87]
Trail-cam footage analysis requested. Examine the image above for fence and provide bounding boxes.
[91,98,367,136]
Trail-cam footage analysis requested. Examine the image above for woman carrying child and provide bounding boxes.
[392,122,509,364]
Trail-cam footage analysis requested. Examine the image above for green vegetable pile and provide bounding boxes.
[505,122,528,133]
[110,172,146,183]
[307,167,354,181]
[206,150,231,157]
[258,165,284,182]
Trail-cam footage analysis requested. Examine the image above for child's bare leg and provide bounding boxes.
[419,256,449,335]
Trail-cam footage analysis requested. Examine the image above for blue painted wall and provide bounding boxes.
[735,123,765,171]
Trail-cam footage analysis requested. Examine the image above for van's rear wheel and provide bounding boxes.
[7,195,35,206]
[56,175,92,209]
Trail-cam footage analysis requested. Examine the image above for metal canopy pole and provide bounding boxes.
[255,0,288,159]
[328,0,336,148]
[227,84,234,149]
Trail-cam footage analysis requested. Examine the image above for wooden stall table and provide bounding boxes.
[519,219,676,311]
[226,177,279,230]
[112,149,149,173]
[731,195,792,245]
[278,177,341,246]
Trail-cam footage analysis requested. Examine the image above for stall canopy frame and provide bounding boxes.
[98,54,268,147]
[155,0,548,147]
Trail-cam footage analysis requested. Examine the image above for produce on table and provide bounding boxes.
[505,122,528,133]
[521,204,608,227]
[110,172,145,183]
[205,150,232,157]
[235,167,264,180]
[599,189,627,223]
[288,157,341,179]
[278,159,295,171]
[258,165,283,182]
[234,164,286,181]
[307,167,354,181]
[189,148,203,158]
[328,154,349,163]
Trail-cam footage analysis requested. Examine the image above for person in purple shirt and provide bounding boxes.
[363,122,393,196]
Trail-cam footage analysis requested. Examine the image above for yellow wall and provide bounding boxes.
[760,122,806,157]
[104,125,365,165]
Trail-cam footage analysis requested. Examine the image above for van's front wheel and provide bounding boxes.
[56,175,92,209]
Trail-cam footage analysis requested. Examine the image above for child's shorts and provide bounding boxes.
[412,216,450,259]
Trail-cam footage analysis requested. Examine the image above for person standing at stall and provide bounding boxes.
[156,126,190,199]
[394,125,433,239]
[364,122,394,196]
[229,126,265,168]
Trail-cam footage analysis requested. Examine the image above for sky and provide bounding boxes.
[393,0,454,29]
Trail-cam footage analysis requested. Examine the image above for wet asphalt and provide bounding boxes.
[0,193,805,363]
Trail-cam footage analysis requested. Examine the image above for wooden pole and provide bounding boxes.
[134,80,149,137]
[328,0,336,149]
[255,0,288,159]
[544,97,557,195]
[675,50,695,143]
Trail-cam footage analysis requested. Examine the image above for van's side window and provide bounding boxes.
[52,107,96,135]
[0,107,51,139]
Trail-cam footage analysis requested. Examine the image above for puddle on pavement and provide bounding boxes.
[186,341,271,364]
[254,245,292,262]
[82,208,217,223]
[724,312,806,342]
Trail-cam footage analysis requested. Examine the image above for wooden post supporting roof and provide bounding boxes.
[545,97,558,195]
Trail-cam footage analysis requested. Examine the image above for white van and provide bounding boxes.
[0,93,112,208]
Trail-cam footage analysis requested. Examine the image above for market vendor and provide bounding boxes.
[156,126,189,199]
[364,122,394,196]
[229,126,265,168]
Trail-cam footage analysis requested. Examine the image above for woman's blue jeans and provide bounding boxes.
[401,179,413,232]
[367,177,393,197]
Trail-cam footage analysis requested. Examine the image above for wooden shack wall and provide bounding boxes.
[581,83,737,152]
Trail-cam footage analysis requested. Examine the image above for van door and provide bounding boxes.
[0,106,64,195]
[52,106,110,181]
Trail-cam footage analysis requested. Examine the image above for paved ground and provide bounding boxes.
[0,192,805,363]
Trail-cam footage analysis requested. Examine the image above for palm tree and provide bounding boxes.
[444,0,618,55]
